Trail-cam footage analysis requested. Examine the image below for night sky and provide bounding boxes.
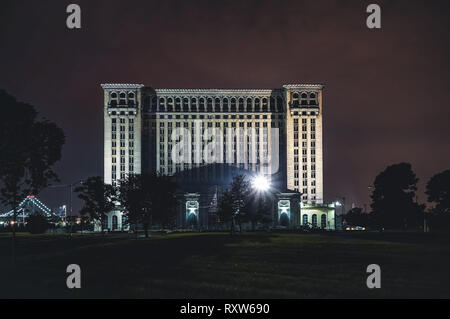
[0,0,449,213]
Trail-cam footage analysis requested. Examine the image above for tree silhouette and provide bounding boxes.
[217,175,252,233]
[241,192,273,231]
[0,90,65,262]
[425,170,450,230]
[344,207,370,227]
[118,173,177,237]
[426,170,450,215]
[217,189,236,233]
[26,213,50,234]
[74,176,116,230]
[370,162,423,230]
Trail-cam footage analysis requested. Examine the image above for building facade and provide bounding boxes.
[101,83,334,230]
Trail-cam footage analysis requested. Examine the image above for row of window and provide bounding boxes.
[109,91,136,106]
[302,213,327,228]
[157,162,267,175]
[291,92,318,107]
[143,96,285,113]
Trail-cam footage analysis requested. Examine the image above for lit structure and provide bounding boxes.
[0,195,56,224]
[102,83,335,230]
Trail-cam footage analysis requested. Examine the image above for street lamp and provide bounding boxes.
[251,175,271,192]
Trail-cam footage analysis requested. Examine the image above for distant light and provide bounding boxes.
[334,201,342,207]
[252,175,270,192]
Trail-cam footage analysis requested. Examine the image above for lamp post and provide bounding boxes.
[251,174,272,227]
[48,180,83,237]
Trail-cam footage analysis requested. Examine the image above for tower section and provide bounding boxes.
[283,84,324,204]
[102,83,144,186]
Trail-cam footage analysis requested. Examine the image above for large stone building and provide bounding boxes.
[101,83,335,231]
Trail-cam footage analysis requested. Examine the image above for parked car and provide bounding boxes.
[345,225,366,231]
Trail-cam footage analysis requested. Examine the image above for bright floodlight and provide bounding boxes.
[252,175,270,192]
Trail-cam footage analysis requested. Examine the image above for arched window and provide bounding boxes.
[199,98,205,112]
[223,98,229,112]
[321,214,327,229]
[183,98,189,112]
[301,92,308,105]
[309,92,317,105]
[102,215,108,230]
[292,93,300,107]
[246,98,252,112]
[167,98,174,112]
[254,98,260,111]
[236,98,243,112]
[110,92,118,107]
[112,215,118,230]
[159,98,166,111]
[207,98,213,112]
[175,98,181,112]
[302,214,308,226]
[191,98,198,112]
[262,98,268,112]
[119,92,126,105]
[215,98,221,112]
[312,214,317,227]
[128,92,135,106]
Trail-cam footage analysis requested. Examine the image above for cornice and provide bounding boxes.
[283,84,324,90]
[101,83,145,89]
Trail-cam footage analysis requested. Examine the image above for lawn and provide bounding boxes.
[0,231,449,298]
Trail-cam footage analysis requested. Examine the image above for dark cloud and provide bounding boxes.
[0,0,449,211]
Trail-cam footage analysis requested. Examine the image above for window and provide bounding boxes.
[199,98,205,112]
[321,214,327,228]
[110,92,118,106]
[128,92,135,105]
[292,93,300,107]
[234,98,240,112]
[224,98,230,112]
[112,215,118,230]
[167,98,174,112]
[119,92,126,105]
[246,98,252,112]
[262,98,268,112]
[191,98,198,111]
[183,98,189,112]
[309,93,317,105]
[207,98,213,112]
[302,214,308,225]
[301,92,308,105]
[312,214,317,227]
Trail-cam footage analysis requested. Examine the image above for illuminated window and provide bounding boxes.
[312,214,317,227]
[302,214,308,225]
[321,214,327,228]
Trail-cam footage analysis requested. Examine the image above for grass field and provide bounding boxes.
[0,231,449,298]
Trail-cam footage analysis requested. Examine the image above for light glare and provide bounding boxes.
[252,175,270,192]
